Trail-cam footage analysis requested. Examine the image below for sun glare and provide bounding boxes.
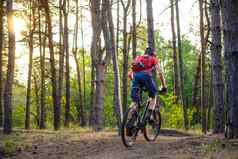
[13,16,27,40]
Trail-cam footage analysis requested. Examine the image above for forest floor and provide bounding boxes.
[0,129,238,159]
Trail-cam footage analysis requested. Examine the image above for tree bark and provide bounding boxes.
[33,75,40,127]
[72,0,85,126]
[132,0,137,58]
[25,0,36,130]
[39,6,46,129]
[116,0,120,59]
[80,5,86,127]
[210,0,224,134]
[175,0,189,130]
[58,0,64,125]
[221,0,238,139]
[192,54,201,108]
[121,0,131,112]
[104,0,123,129]
[199,0,207,134]
[0,0,3,127]
[63,0,70,127]
[41,0,61,130]
[146,0,154,48]
[89,61,95,126]
[3,0,15,134]
[170,0,179,97]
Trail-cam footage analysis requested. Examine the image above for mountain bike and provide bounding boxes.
[121,87,162,147]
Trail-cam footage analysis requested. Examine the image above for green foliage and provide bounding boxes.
[0,139,16,156]
[159,93,195,129]
[0,132,30,157]
[160,94,184,128]
[12,85,25,128]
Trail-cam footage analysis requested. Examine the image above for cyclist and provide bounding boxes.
[127,47,167,135]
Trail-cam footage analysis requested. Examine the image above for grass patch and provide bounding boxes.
[0,132,31,157]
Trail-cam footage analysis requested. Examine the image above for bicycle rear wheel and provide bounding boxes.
[143,109,162,142]
[121,108,139,147]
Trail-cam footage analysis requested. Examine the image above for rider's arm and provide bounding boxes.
[155,62,167,89]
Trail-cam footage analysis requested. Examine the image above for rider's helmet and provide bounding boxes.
[144,47,156,56]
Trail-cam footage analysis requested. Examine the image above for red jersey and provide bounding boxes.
[131,55,158,76]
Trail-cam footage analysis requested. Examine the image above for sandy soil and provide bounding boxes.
[2,130,238,159]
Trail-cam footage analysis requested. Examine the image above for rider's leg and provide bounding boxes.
[127,102,138,120]
[128,75,140,120]
[145,77,158,121]
[148,96,157,110]
[145,77,158,111]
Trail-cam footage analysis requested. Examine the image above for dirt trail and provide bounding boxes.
[3,130,238,159]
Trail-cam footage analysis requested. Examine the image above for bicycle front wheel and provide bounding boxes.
[143,109,162,142]
[121,108,139,147]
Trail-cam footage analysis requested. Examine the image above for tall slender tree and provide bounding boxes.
[4,0,15,134]
[39,3,46,129]
[25,0,36,129]
[90,0,111,131]
[175,0,189,130]
[116,0,120,59]
[146,0,154,48]
[222,0,238,139]
[132,0,137,58]
[58,0,64,126]
[41,0,61,130]
[210,0,224,134]
[63,0,70,127]
[72,0,85,126]
[121,0,131,112]
[105,0,123,129]
[170,0,179,97]
[0,0,3,127]
[80,2,86,126]
[199,0,207,134]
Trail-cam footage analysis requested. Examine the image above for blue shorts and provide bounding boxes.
[131,72,157,103]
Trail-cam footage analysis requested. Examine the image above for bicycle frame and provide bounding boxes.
[136,89,151,130]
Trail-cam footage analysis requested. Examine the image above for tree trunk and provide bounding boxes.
[90,0,111,131]
[104,0,123,129]
[132,0,137,58]
[58,0,64,125]
[116,0,120,59]
[121,0,131,112]
[73,0,85,126]
[0,0,3,127]
[207,65,213,131]
[3,0,15,134]
[41,0,61,130]
[199,0,207,134]
[170,0,179,97]
[91,64,106,131]
[90,0,103,130]
[39,6,46,129]
[192,54,201,108]
[25,0,36,130]
[63,0,70,127]
[210,0,224,134]
[80,5,86,127]
[222,0,238,139]
[73,54,84,125]
[146,0,154,48]
[175,0,189,130]
[33,75,40,127]
[89,62,95,126]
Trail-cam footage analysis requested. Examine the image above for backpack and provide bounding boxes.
[131,55,155,72]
